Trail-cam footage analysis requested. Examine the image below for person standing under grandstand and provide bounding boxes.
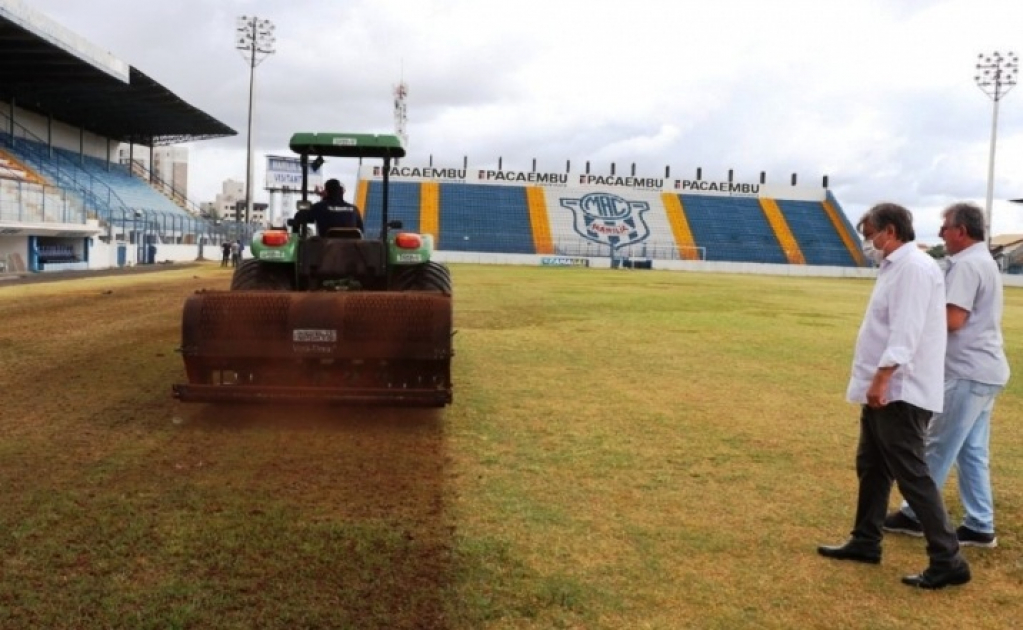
[221,241,231,267]
[292,179,364,236]
[883,202,1009,548]
[230,240,240,268]
[818,202,970,590]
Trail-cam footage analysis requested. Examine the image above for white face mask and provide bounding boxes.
[862,241,884,265]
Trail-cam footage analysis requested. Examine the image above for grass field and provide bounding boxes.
[0,262,1021,629]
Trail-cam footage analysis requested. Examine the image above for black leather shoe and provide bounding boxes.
[901,563,971,589]
[817,541,881,564]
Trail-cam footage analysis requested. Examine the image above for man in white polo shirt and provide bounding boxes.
[884,202,1009,548]
[818,202,970,590]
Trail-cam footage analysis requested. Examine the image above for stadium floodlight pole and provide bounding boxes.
[236,16,276,225]
[974,51,1018,248]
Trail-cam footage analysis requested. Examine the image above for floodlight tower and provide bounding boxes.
[975,51,1018,247]
[236,15,276,224]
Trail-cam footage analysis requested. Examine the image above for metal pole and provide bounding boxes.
[983,97,1000,248]
[245,20,256,225]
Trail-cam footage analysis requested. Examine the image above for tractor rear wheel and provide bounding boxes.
[230,259,294,291]
[393,261,452,294]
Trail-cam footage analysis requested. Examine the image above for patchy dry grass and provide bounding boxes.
[446,266,1023,629]
[1,263,1021,629]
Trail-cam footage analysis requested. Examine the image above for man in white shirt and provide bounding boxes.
[884,202,1009,548]
[818,202,970,589]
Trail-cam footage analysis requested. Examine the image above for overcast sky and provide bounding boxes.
[21,0,1023,243]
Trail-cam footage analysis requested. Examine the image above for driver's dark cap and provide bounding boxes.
[324,178,343,194]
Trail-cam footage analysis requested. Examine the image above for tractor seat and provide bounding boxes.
[324,227,363,239]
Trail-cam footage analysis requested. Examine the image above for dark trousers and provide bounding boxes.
[852,402,963,569]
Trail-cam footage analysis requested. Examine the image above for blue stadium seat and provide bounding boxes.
[363,181,535,254]
[777,200,858,266]
[2,135,191,219]
[362,180,422,237]
[437,184,534,254]
[680,195,788,263]
[37,243,78,263]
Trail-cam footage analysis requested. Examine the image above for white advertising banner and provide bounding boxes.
[358,164,825,201]
[265,155,323,192]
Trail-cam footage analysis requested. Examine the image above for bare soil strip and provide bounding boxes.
[0,268,454,628]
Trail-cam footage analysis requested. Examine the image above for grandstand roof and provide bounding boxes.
[991,233,1023,248]
[0,7,235,146]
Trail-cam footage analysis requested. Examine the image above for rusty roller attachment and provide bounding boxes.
[172,291,453,406]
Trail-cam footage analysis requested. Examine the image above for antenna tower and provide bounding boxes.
[394,78,409,151]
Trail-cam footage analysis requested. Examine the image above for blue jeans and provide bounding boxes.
[902,378,1003,533]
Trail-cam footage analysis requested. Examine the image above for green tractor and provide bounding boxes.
[172,132,453,406]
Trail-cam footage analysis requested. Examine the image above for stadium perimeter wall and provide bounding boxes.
[13,241,1023,288]
[0,242,877,279]
[88,241,215,269]
[71,242,879,279]
[431,251,1023,287]
[430,252,1023,288]
[433,250,877,278]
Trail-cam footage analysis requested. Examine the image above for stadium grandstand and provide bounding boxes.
[0,1,241,274]
[353,164,870,274]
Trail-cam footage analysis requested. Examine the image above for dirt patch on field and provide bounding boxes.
[0,267,455,628]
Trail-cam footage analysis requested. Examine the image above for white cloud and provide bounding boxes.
[19,0,1023,241]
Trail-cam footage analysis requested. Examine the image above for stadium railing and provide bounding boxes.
[0,177,85,224]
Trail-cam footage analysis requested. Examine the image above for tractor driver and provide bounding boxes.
[293,178,364,236]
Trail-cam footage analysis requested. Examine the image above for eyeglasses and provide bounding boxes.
[939,224,959,235]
